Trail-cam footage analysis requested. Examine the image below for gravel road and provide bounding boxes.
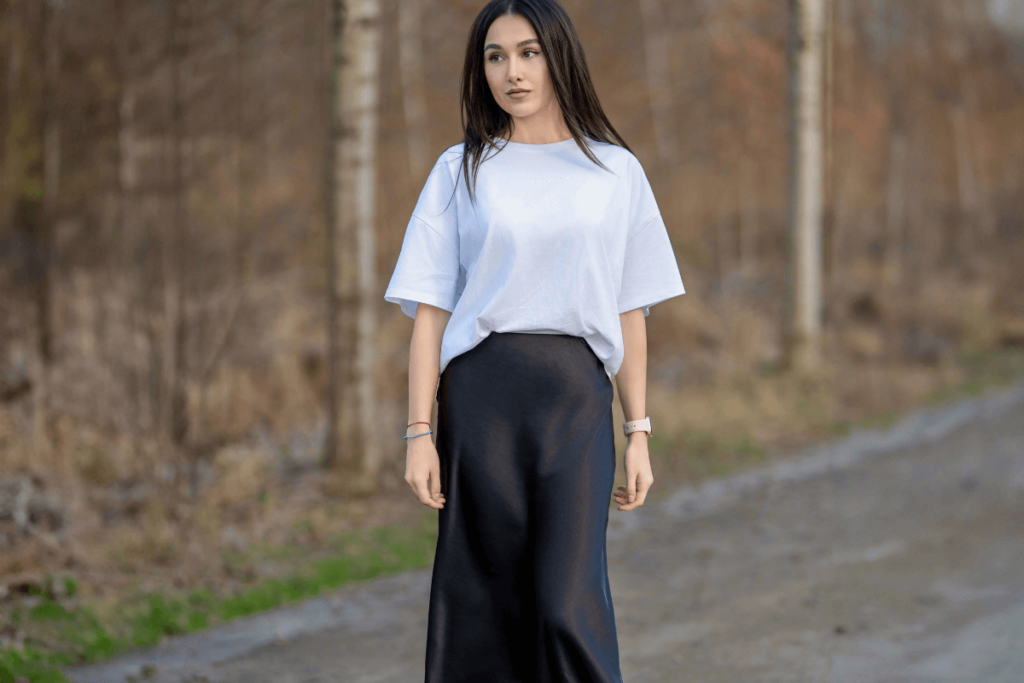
[67,383,1024,683]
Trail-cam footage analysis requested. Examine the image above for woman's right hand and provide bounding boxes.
[405,432,445,509]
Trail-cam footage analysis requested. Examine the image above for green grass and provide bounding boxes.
[925,348,1024,406]
[0,515,438,683]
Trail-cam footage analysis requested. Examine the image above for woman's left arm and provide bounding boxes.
[613,307,654,511]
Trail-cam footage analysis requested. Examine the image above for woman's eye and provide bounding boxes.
[485,50,539,62]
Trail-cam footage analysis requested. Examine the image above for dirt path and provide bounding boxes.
[67,384,1024,683]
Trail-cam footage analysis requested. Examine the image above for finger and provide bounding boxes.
[615,494,637,511]
[617,479,645,511]
[614,483,638,509]
[429,465,443,500]
[633,478,653,506]
[412,476,437,508]
[632,486,650,507]
[419,480,443,508]
[626,474,637,504]
[420,490,443,509]
[422,472,445,508]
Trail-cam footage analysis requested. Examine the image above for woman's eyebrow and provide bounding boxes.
[484,38,540,51]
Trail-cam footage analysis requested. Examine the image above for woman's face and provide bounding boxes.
[483,14,558,125]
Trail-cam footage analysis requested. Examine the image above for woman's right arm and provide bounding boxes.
[404,302,451,509]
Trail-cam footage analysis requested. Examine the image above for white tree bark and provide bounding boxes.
[337,0,381,485]
[790,0,826,372]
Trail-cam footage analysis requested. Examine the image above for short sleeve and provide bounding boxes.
[617,156,686,317]
[384,149,462,319]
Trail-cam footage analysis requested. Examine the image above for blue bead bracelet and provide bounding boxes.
[403,429,433,440]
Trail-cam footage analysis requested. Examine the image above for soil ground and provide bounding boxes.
[65,383,1024,683]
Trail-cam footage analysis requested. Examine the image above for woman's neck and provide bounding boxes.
[505,101,573,144]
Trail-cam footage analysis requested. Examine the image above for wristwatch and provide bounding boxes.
[623,416,652,437]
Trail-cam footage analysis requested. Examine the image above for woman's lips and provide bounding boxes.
[507,90,531,98]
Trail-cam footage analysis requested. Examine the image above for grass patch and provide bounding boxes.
[0,514,438,682]
[925,348,1024,405]
[643,348,1024,501]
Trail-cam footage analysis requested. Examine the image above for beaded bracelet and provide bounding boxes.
[403,429,433,440]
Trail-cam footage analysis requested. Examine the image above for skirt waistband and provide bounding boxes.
[437,332,609,405]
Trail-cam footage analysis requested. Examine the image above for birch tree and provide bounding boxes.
[327,0,382,490]
[347,0,382,487]
[788,0,826,372]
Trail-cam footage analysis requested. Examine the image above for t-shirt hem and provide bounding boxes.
[617,284,686,316]
[384,289,458,319]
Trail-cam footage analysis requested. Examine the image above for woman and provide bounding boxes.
[383,0,685,680]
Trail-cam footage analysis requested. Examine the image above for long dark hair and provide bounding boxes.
[456,0,633,202]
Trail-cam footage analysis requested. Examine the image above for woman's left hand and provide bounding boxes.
[614,433,653,511]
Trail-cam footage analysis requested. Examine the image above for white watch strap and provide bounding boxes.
[623,416,652,437]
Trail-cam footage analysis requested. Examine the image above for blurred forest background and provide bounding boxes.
[1,0,1024,667]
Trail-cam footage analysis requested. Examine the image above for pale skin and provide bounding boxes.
[404,13,654,513]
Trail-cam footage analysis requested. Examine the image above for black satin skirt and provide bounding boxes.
[426,332,622,683]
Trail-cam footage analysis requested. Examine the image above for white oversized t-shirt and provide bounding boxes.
[383,136,686,380]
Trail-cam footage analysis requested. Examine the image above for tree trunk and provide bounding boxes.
[788,0,826,372]
[32,0,61,453]
[234,0,246,281]
[398,0,430,177]
[117,19,137,250]
[638,0,676,167]
[164,0,190,452]
[884,131,908,287]
[738,157,758,278]
[336,0,381,488]
[950,101,979,256]
[324,0,343,469]
[112,0,139,423]
[3,6,20,233]
[822,0,836,291]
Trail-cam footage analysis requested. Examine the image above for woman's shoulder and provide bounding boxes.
[582,138,643,179]
[438,142,466,167]
[420,143,465,188]
[595,138,639,159]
